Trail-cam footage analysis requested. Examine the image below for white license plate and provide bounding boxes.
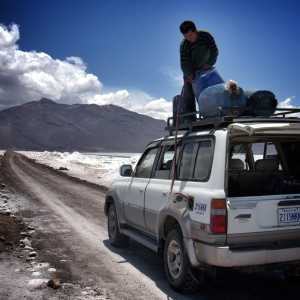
[278,207,300,226]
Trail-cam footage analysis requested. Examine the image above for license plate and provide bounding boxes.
[278,207,300,226]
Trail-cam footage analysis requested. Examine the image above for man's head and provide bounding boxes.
[180,20,198,43]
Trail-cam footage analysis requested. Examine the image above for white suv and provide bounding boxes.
[105,113,300,292]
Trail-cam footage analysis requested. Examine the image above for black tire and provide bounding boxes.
[107,203,129,248]
[163,228,200,293]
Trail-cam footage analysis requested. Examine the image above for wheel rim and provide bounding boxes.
[167,239,183,280]
[108,206,117,239]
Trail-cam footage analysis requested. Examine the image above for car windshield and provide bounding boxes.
[227,137,300,197]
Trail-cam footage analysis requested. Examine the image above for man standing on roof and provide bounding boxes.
[179,21,223,105]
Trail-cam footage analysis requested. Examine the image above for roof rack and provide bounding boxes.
[165,107,300,136]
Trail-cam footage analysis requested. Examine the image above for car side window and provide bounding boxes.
[178,140,213,181]
[134,147,158,178]
[154,145,175,179]
[178,143,199,180]
[194,141,213,180]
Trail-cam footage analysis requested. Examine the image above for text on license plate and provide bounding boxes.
[278,207,300,226]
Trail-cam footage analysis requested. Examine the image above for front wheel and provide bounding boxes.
[163,229,200,292]
[107,203,129,247]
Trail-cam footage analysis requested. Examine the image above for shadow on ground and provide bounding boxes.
[103,239,300,300]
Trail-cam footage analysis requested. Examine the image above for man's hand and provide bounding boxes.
[184,74,194,84]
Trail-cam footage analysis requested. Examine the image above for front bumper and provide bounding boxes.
[186,239,300,267]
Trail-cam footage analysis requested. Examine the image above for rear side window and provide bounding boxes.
[135,147,158,178]
[194,141,213,180]
[178,140,213,181]
[178,143,198,179]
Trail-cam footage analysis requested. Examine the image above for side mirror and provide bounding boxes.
[120,164,133,177]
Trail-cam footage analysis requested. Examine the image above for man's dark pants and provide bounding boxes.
[180,81,196,123]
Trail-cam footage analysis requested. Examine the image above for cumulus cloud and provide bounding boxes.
[277,96,300,117]
[278,96,296,108]
[0,24,171,119]
[0,23,19,48]
[88,89,172,119]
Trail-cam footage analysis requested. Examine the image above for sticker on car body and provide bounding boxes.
[194,202,207,216]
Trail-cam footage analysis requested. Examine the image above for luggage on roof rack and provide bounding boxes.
[165,107,300,136]
[167,86,298,135]
[197,82,247,118]
[245,90,278,116]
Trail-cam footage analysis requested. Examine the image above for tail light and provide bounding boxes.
[210,199,227,234]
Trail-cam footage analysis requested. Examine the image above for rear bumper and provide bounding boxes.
[190,240,300,267]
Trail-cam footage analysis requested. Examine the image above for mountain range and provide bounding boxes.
[0,99,166,152]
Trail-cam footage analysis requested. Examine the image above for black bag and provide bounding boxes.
[245,90,278,117]
[173,83,196,127]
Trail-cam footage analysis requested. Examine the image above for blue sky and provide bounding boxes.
[0,0,299,108]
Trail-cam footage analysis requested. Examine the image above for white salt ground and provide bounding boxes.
[27,278,48,290]
[18,151,141,187]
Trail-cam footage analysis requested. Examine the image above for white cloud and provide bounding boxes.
[139,98,172,120]
[0,23,19,48]
[0,24,171,119]
[278,96,300,117]
[88,89,172,120]
[278,96,296,108]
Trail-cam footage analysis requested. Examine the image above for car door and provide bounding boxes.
[123,146,159,230]
[174,138,217,225]
[144,143,176,234]
[227,139,300,246]
[145,138,217,235]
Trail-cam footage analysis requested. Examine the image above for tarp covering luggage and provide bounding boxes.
[197,82,247,118]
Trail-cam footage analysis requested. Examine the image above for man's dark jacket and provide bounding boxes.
[180,30,218,78]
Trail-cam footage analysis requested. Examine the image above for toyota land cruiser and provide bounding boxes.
[105,110,300,292]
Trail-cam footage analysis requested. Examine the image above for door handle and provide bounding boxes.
[162,192,168,197]
[235,214,251,219]
[139,189,144,194]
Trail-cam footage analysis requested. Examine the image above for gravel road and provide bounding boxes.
[1,151,299,300]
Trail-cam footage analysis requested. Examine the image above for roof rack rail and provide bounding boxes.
[274,107,300,117]
[165,107,300,136]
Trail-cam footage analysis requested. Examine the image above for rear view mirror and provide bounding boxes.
[120,164,133,177]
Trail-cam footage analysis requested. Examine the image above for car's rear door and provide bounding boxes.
[145,135,223,237]
[227,139,300,247]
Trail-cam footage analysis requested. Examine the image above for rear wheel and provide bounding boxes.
[163,228,200,292]
[107,203,129,247]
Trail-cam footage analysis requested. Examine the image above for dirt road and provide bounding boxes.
[1,151,299,300]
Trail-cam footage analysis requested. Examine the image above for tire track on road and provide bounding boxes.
[4,152,194,300]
